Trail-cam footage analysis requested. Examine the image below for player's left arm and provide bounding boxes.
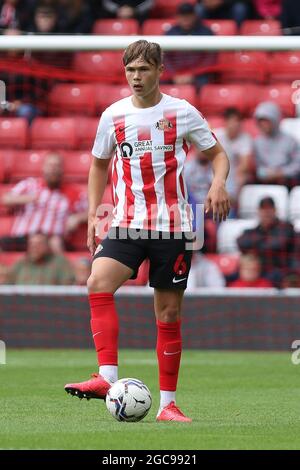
[202,141,231,222]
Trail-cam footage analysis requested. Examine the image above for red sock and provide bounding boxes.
[156,320,182,392]
[89,293,118,366]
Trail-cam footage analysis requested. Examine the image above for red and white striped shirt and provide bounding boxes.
[92,93,216,232]
[11,178,87,237]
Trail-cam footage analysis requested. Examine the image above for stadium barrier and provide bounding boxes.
[0,286,299,351]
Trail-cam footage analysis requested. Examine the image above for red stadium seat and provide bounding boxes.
[124,260,149,286]
[48,84,96,116]
[203,19,237,35]
[75,117,99,150]
[0,251,23,266]
[93,19,139,35]
[94,85,132,113]
[66,222,88,251]
[269,52,300,82]
[73,51,125,82]
[206,115,225,130]
[142,19,176,35]
[240,20,281,36]
[198,84,258,116]
[205,254,240,277]
[160,85,197,106]
[151,0,196,18]
[31,118,79,149]
[65,252,91,264]
[0,215,13,236]
[8,150,47,182]
[0,184,13,215]
[0,153,6,183]
[219,51,268,83]
[62,151,91,183]
[0,118,28,149]
[256,85,295,117]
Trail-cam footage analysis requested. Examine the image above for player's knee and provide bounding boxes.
[87,273,113,294]
[158,306,180,323]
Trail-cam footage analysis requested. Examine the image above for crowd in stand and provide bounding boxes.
[1,0,300,288]
[0,1,298,34]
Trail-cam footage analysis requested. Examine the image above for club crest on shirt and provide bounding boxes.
[155,118,173,131]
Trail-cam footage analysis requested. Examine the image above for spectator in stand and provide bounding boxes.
[196,0,249,27]
[164,2,216,89]
[187,252,225,288]
[0,262,10,284]
[0,152,88,254]
[281,270,300,288]
[215,108,253,212]
[281,0,300,35]
[0,28,46,123]
[26,3,73,67]
[228,254,273,288]
[73,256,91,286]
[0,0,33,31]
[10,232,75,285]
[251,0,282,20]
[237,196,297,287]
[101,0,154,24]
[57,0,94,34]
[253,101,300,188]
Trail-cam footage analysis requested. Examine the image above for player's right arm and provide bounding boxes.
[88,108,115,255]
[87,157,111,255]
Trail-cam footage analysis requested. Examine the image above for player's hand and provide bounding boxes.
[87,215,97,256]
[205,179,231,222]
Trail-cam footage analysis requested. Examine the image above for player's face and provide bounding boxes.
[125,58,163,99]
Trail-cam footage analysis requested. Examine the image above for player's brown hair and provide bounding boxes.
[123,40,163,67]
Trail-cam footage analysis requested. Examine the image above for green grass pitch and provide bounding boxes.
[0,349,299,450]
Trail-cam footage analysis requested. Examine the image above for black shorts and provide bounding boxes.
[93,228,193,290]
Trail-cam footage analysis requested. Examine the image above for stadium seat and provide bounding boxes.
[8,150,49,183]
[256,85,295,117]
[240,20,281,36]
[94,85,131,112]
[219,51,268,83]
[62,151,91,183]
[124,260,149,286]
[238,185,289,221]
[198,84,258,116]
[142,18,176,35]
[151,0,196,18]
[48,84,96,116]
[269,52,300,82]
[280,118,300,144]
[93,19,139,35]
[293,219,300,233]
[242,118,260,138]
[203,19,237,35]
[205,253,240,277]
[0,118,28,149]
[31,118,79,149]
[206,116,225,130]
[217,219,258,253]
[160,85,197,106]
[0,251,23,266]
[66,222,88,251]
[73,51,125,82]
[0,153,6,183]
[75,117,99,150]
[0,215,14,237]
[289,186,300,221]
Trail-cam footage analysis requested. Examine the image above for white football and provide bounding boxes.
[105,378,152,422]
